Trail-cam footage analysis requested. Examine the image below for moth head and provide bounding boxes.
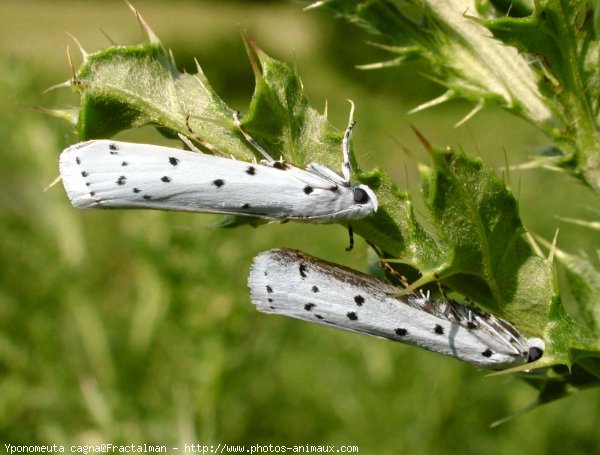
[350,184,378,219]
[526,337,545,363]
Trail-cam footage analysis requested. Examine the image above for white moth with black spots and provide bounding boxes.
[58,118,377,223]
[248,249,545,369]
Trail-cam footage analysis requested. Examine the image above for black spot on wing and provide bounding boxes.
[116,176,126,185]
[311,286,319,293]
[482,349,493,358]
[395,328,407,336]
[143,195,152,200]
[109,143,118,154]
[169,157,179,166]
[241,203,250,209]
[434,324,444,335]
[213,179,225,188]
[133,188,141,194]
[161,176,171,183]
[354,295,365,306]
[266,285,273,293]
[121,161,128,166]
[346,312,358,321]
[299,263,308,278]
[273,162,289,170]
[246,166,256,175]
[304,186,314,195]
[75,157,81,165]
[81,171,89,177]
[304,303,316,311]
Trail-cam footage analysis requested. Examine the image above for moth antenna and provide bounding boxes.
[233,111,275,162]
[342,100,356,183]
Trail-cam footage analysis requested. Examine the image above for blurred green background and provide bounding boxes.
[3,0,600,452]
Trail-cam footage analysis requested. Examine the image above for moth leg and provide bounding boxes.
[434,272,453,320]
[434,273,450,302]
[378,259,411,289]
[233,111,276,163]
[345,225,354,252]
[182,114,225,156]
[178,134,202,154]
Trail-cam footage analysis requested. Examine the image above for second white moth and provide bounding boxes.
[248,249,544,369]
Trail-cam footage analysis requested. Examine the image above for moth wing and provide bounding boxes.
[305,163,347,186]
[59,140,345,220]
[249,249,530,368]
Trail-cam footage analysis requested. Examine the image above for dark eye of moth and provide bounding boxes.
[528,346,544,362]
[353,187,370,204]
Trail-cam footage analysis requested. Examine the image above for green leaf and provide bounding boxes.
[509,297,599,403]
[486,0,534,17]
[552,246,600,334]
[311,0,600,192]
[418,148,552,333]
[74,44,248,159]
[483,0,600,189]
[520,361,600,406]
[308,0,554,126]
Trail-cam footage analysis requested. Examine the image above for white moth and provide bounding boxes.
[248,248,545,369]
[58,117,378,223]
